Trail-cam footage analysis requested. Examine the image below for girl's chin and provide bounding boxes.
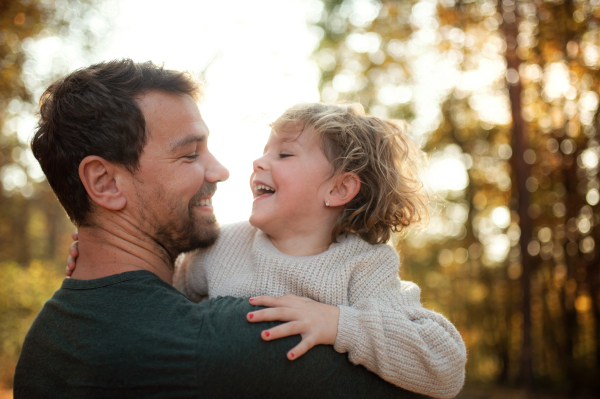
[248,213,266,230]
[249,213,279,236]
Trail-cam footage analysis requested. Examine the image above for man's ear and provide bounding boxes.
[327,172,360,207]
[79,156,127,211]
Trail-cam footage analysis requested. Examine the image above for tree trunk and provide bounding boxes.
[502,1,533,389]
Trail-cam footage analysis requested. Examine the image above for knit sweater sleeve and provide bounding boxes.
[173,250,209,303]
[333,245,467,399]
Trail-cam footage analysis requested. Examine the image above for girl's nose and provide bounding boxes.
[252,155,269,172]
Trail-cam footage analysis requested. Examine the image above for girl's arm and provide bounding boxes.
[249,247,466,399]
[333,248,467,399]
[173,250,209,302]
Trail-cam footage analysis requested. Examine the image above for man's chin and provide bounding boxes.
[180,218,220,253]
[157,213,221,262]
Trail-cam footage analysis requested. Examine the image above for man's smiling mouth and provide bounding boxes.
[195,197,213,206]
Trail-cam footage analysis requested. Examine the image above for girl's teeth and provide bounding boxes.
[254,184,275,193]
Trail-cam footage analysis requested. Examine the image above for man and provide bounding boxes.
[14,60,423,398]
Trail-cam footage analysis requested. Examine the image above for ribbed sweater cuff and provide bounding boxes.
[334,305,364,355]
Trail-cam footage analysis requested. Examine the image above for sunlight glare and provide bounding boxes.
[491,206,510,229]
[99,0,322,225]
[428,156,469,193]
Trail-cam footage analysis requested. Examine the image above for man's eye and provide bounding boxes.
[184,153,199,160]
[279,153,292,159]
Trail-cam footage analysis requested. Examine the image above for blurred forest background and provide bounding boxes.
[2,0,600,398]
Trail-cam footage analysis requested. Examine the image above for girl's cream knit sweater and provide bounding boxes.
[174,221,466,398]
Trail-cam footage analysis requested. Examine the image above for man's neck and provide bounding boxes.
[69,214,174,285]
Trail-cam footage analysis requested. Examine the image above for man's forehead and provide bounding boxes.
[137,90,185,111]
[137,91,207,142]
[139,90,197,119]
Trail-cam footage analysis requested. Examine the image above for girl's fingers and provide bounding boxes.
[66,230,79,276]
[260,321,304,341]
[249,293,303,308]
[287,337,315,361]
[69,241,79,258]
[249,295,283,307]
[247,307,297,323]
[67,256,75,275]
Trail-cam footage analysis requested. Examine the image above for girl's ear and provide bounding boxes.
[327,172,360,207]
[79,155,127,211]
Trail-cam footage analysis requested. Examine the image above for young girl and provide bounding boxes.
[68,103,466,398]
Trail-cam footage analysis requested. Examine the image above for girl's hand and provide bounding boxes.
[66,229,79,276]
[247,294,339,361]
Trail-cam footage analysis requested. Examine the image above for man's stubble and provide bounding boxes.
[135,181,220,265]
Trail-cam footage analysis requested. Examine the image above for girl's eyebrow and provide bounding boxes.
[282,137,301,144]
[264,134,298,148]
[274,128,304,143]
[262,141,298,155]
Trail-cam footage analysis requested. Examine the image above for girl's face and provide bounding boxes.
[249,127,334,238]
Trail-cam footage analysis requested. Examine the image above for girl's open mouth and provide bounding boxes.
[253,184,276,198]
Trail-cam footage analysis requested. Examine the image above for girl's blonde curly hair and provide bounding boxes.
[271,103,429,245]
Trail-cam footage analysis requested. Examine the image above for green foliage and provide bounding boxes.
[0,261,64,357]
[0,261,64,389]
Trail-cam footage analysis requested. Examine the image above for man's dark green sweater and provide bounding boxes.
[14,270,424,398]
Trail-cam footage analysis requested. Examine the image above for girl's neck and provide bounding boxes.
[267,229,333,257]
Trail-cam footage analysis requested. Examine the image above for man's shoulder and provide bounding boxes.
[17,271,255,351]
[29,271,246,338]
[14,272,256,398]
[15,271,424,399]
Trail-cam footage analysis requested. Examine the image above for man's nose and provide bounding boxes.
[205,154,229,183]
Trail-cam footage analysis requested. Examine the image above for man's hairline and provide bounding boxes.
[134,89,207,146]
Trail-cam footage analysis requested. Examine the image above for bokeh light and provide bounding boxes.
[3,0,600,395]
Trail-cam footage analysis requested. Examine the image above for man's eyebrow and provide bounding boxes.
[170,134,207,152]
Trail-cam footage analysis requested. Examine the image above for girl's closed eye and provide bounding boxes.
[279,153,293,159]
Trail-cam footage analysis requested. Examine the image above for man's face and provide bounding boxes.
[129,91,229,261]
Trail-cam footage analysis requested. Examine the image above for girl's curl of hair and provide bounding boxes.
[271,103,429,245]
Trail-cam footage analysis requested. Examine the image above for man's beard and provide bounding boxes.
[139,182,221,264]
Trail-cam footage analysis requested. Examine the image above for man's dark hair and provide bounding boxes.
[31,59,202,226]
